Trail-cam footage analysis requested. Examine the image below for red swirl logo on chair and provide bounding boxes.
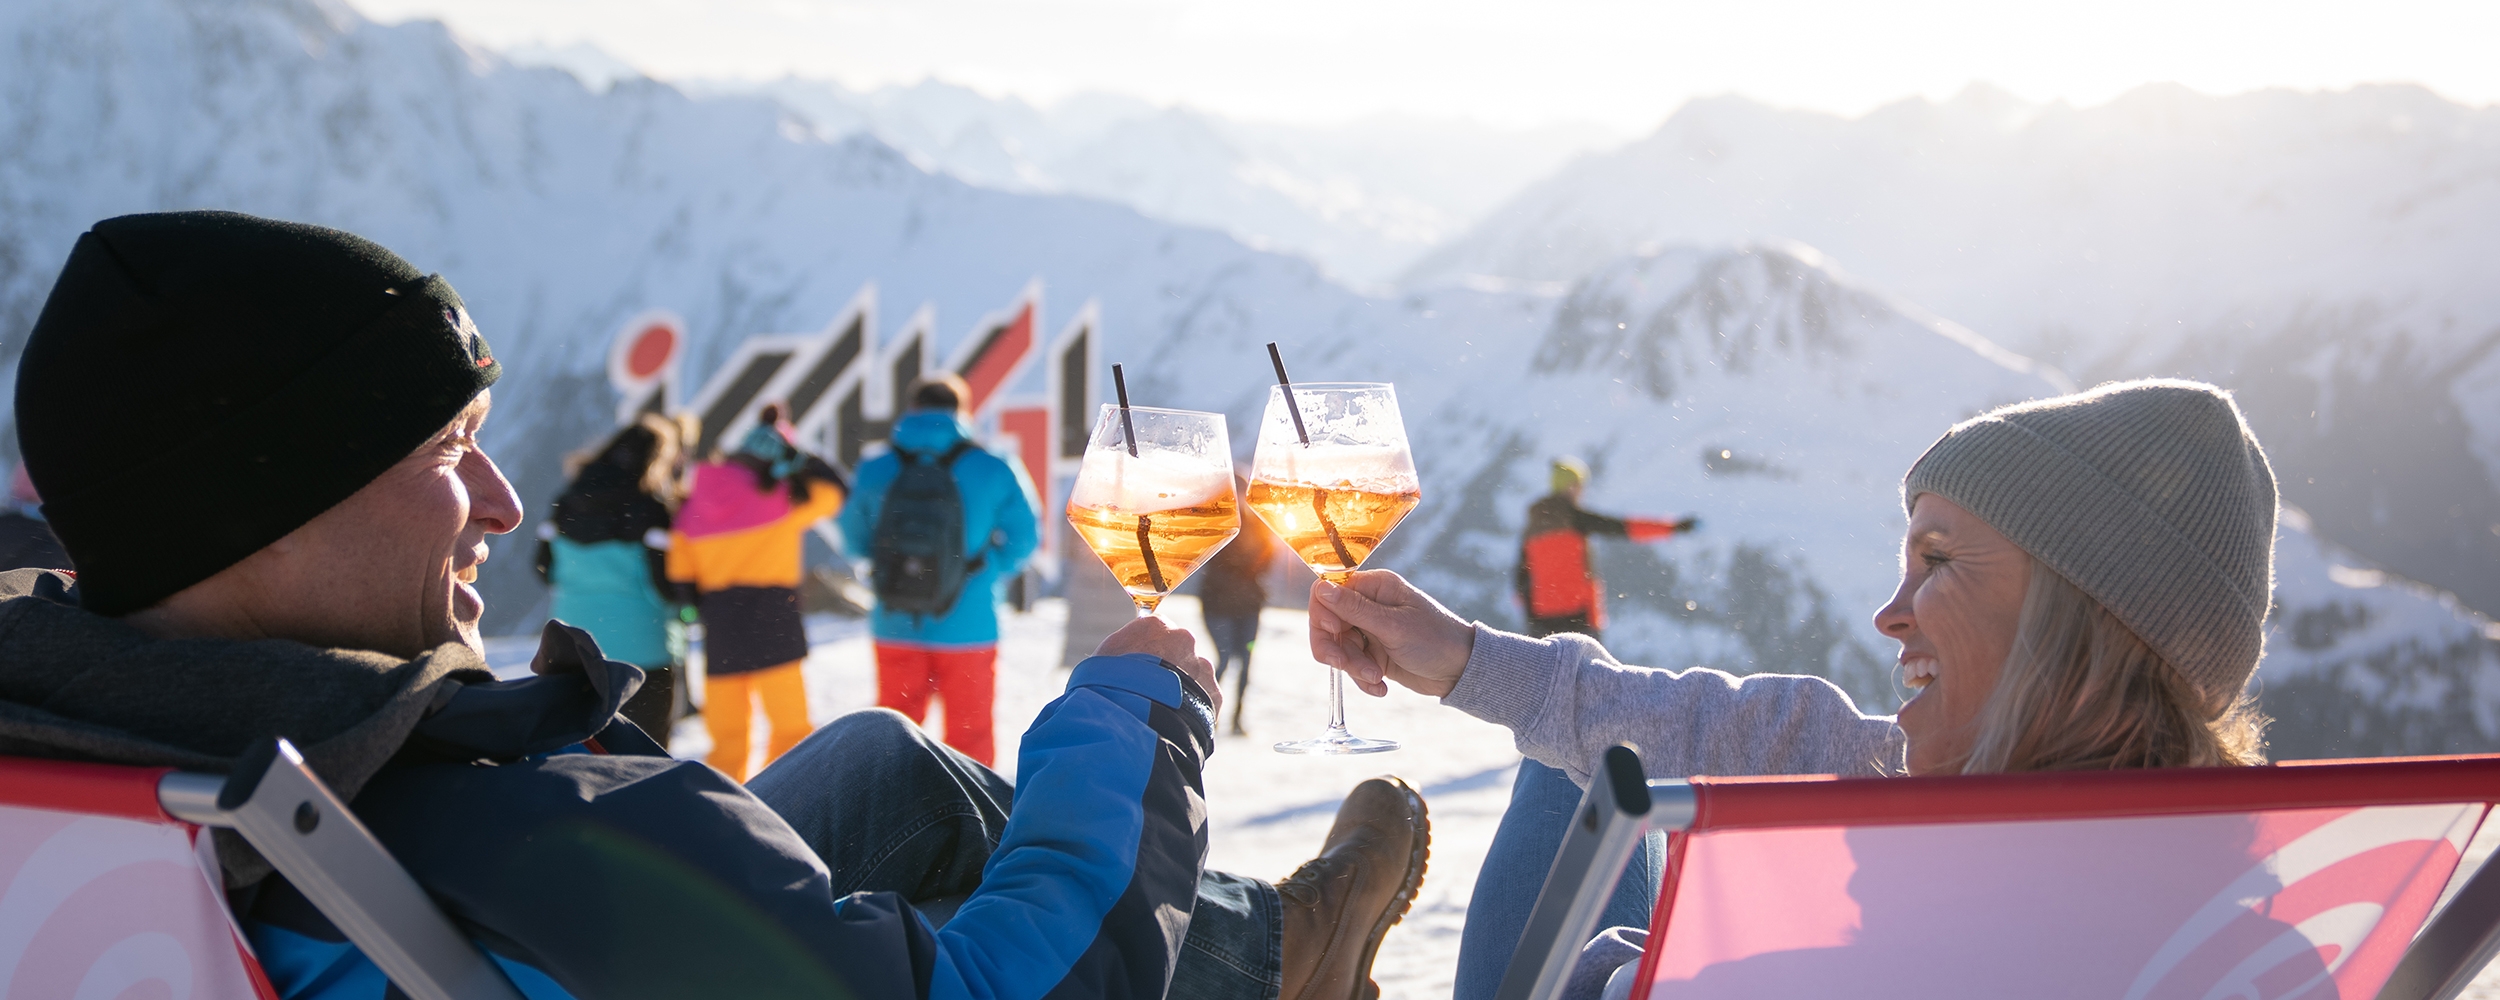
[0,807,262,999]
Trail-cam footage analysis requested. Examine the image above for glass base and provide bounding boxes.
[1273,728,1401,755]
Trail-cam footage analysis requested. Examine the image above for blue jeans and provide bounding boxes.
[751,708,1282,1000]
[1452,759,1665,1000]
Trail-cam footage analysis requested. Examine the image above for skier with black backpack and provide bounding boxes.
[836,373,1041,765]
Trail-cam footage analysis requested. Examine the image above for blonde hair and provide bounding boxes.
[1957,558,2268,774]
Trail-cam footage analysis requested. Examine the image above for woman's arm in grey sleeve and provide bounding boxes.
[1441,626,1906,785]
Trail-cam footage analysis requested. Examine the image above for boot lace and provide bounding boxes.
[1276,854,1342,907]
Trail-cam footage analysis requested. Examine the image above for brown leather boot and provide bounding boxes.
[1276,776,1430,1000]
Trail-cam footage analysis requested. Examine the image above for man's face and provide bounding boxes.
[248,393,520,657]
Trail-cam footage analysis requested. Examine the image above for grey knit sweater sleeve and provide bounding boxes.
[1442,625,1906,785]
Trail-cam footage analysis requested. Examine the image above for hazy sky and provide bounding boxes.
[350,0,2500,133]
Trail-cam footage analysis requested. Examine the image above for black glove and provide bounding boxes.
[1674,516,1700,534]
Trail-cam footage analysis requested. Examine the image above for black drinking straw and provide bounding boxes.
[1110,363,1167,592]
[1136,517,1167,593]
[1112,364,1138,457]
[1265,343,1357,570]
[1267,343,1310,446]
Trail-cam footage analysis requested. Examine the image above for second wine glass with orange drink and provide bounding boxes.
[1245,367,1422,755]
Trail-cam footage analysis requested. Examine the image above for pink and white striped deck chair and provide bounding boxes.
[1502,747,2500,1000]
[0,738,524,1000]
[0,756,274,1000]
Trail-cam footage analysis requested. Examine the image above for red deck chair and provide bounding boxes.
[0,738,524,1000]
[1501,747,2500,1000]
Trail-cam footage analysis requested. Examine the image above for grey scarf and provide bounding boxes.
[0,568,491,884]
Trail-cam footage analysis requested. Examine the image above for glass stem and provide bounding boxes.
[1327,668,1350,735]
[1320,570,1357,737]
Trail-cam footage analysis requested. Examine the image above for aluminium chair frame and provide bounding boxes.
[156,737,526,1000]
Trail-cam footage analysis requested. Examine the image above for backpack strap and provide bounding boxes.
[938,440,984,572]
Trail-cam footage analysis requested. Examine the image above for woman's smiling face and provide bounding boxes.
[1875,494,2034,775]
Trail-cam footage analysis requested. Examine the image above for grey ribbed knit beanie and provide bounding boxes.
[1901,379,2277,715]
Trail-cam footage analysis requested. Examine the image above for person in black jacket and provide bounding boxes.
[535,414,695,739]
[1194,473,1279,735]
[0,210,1430,1000]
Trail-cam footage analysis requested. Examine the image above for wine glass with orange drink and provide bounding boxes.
[1066,394,1241,617]
[1245,362,1421,755]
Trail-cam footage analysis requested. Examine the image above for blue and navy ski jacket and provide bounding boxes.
[838,412,1041,648]
[242,624,1216,1000]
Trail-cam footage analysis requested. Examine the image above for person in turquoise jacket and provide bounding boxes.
[836,374,1040,764]
[535,414,689,739]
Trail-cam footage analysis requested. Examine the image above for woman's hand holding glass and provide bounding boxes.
[1306,570,1477,699]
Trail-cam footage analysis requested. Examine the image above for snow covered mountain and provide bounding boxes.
[682,75,1616,287]
[2265,508,2500,759]
[1373,245,2500,757]
[1383,244,2063,706]
[0,0,1394,634]
[1405,84,2500,621]
[2,0,2493,759]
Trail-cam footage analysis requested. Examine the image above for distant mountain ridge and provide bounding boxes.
[1406,83,2500,622]
[681,75,1617,287]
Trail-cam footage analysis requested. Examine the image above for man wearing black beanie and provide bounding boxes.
[0,212,1417,1000]
[18,210,507,624]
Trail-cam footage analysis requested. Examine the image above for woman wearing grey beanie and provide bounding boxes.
[1306,379,2279,999]
[1312,376,2275,777]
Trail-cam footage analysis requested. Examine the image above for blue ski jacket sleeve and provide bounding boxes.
[933,654,1211,1000]
[241,627,1216,1000]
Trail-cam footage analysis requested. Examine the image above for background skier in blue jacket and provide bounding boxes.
[838,374,1040,765]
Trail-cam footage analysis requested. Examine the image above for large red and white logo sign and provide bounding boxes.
[648,281,1097,571]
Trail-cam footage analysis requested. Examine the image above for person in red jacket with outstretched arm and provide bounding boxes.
[1514,457,1697,640]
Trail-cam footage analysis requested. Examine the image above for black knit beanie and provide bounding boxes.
[14,211,501,616]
